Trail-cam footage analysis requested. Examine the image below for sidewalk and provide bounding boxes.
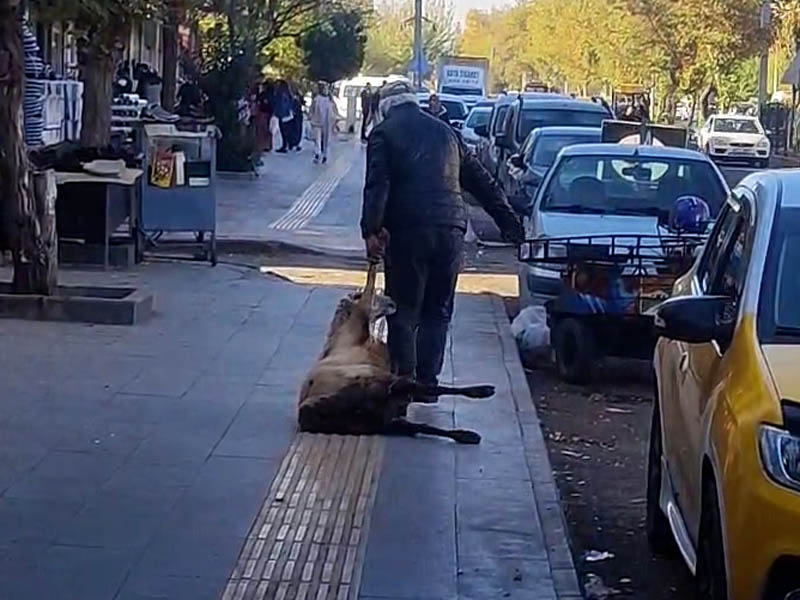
[0,261,579,600]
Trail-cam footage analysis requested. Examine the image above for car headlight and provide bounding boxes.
[757,137,770,149]
[711,137,728,146]
[759,425,800,492]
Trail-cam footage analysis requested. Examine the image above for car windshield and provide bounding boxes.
[441,86,481,96]
[466,109,491,128]
[518,108,607,142]
[529,134,599,167]
[713,118,760,134]
[540,154,726,218]
[760,208,800,338]
[441,100,468,120]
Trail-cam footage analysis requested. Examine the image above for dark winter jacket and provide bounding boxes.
[361,102,522,242]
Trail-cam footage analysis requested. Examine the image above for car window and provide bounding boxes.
[696,203,739,293]
[517,108,607,142]
[493,105,509,135]
[758,207,800,340]
[713,118,761,134]
[441,100,467,120]
[540,155,727,218]
[710,215,748,300]
[466,109,490,128]
[528,134,599,167]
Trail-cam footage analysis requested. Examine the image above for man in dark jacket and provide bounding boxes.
[361,80,523,393]
[426,93,450,125]
[360,83,372,142]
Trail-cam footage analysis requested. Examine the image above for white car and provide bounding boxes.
[697,114,771,168]
[461,104,493,151]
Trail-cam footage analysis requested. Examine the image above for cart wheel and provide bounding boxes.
[553,318,596,384]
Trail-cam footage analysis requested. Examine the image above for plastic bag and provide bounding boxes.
[511,305,550,352]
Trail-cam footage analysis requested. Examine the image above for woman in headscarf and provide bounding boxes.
[309,81,339,164]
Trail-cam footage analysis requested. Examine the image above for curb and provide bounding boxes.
[217,170,259,181]
[489,294,583,600]
[215,237,362,260]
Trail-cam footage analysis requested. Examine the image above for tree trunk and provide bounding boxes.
[700,83,716,121]
[0,0,57,295]
[161,8,179,111]
[80,50,114,149]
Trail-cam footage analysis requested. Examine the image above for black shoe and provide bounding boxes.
[322,156,327,164]
[412,395,438,404]
[277,148,288,153]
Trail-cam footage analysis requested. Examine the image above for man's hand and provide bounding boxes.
[365,228,389,259]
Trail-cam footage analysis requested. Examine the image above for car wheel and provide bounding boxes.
[696,476,728,600]
[553,318,595,384]
[646,393,676,555]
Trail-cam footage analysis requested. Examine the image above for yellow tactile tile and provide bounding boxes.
[223,434,384,600]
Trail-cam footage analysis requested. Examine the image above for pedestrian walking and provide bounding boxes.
[360,80,523,398]
[273,80,293,153]
[289,88,304,151]
[360,82,373,142]
[426,93,450,125]
[310,81,338,164]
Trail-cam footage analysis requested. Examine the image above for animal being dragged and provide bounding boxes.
[297,261,494,444]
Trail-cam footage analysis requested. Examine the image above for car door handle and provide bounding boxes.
[679,351,689,374]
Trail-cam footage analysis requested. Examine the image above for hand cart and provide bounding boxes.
[519,233,707,383]
[137,123,218,265]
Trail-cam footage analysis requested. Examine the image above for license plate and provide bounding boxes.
[729,148,751,156]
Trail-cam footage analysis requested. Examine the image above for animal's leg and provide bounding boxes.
[391,378,495,400]
[383,418,481,444]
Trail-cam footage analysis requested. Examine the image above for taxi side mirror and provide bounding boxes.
[652,295,734,346]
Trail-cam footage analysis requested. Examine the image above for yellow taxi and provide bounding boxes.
[648,170,800,599]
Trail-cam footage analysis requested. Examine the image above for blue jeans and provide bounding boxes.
[385,227,464,384]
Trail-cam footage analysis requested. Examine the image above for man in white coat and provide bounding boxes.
[309,81,339,164]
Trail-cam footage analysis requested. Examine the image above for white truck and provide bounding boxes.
[437,56,489,109]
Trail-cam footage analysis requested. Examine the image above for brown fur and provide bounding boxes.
[297,262,493,444]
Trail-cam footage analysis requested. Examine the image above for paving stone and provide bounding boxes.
[56,504,165,549]
[0,497,82,544]
[115,574,226,600]
[457,526,546,562]
[457,557,556,600]
[136,528,245,578]
[360,458,457,600]
[213,397,295,459]
[455,442,530,481]
[53,419,155,456]
[4,451,125,502]
[456,478,541,537]
[130,423,223,466]
[122,366,204,397]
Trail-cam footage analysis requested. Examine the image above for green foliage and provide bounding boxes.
[363,0,456,76]
[458,0,767,119]
[300,7,366,82]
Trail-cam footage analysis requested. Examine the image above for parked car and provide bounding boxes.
[461,104,494,151]
[494,96,613,192]
[417,92,469,129]
[519,143,728,308]
[504,126,602,215]
[697,114,771,168]
[474,92,560,178]
[648,169,800,600]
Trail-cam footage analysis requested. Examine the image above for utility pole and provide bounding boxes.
[758,1,771,117]
[413,0,423,89]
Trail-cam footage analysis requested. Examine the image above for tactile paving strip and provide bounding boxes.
[222,434,384,600]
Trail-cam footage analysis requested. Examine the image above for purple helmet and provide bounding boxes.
[670,195,711,233]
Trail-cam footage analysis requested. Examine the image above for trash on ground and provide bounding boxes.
[584,573,620,599]
[511,306,550,352]
[561,449,583,458]
[619,577,632,584]
[512,568,523,582]
[584,550,615,562]
[605,407,632,414]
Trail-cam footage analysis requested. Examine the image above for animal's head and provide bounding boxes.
[327,289,396,336]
